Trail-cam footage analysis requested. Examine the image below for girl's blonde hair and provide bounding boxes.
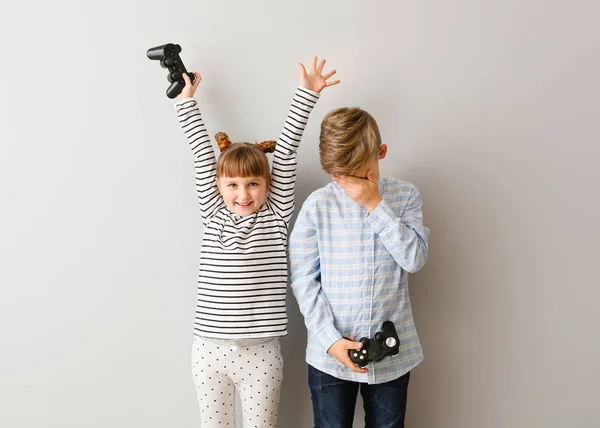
[319,107,382,175]
[216,142,270,180]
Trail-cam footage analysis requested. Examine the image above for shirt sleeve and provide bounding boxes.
[268,86,320,224]
[289,199,343,352]
[367,184,430,273]
[174,97,224,225]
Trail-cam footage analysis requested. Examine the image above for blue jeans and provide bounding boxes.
[308,365,411,428]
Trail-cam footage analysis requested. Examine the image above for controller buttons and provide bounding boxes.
[385,337,397,348]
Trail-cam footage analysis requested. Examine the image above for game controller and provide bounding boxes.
[146,43,196,99]
[347,321,400,367]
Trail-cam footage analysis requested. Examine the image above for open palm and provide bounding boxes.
[299,56,340,93]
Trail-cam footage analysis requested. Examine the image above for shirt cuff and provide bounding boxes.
[173,97,195,110]
[317,322,343,353]
[297,85,321,99]
[366,199,395,234]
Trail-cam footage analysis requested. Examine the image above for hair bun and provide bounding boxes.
[255,140,276,153]
[215,132,232,152]
[216,132,277,153]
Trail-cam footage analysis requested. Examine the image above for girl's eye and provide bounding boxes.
[249,182,258,187]
[228,183,237,188]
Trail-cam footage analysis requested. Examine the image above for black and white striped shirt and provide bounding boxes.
[174,86,319,339]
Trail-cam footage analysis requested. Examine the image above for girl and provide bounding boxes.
[173,57,339,427]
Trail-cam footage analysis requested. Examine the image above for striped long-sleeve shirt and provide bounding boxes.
[174,86,319,340]
[290,178,430,383]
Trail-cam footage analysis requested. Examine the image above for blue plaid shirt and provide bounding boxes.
[290,178,429,384]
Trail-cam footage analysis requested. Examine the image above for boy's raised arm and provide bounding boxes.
[368,184,430,273]
[334,174,429,273]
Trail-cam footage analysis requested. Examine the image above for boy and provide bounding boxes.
[289,107,430,427]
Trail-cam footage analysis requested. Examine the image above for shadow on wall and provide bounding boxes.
[403,115,526,426]
[405,175,469,427]
[277,171,327,428]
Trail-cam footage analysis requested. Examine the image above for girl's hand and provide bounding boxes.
[176,72,202,100]
[298,56,340,93]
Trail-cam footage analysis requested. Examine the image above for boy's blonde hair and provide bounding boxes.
[319,107,382,175]
[216,143,271,180]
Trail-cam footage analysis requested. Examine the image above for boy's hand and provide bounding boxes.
[333,169,382,213]
[299,56,340,93]
[328,337,369,373]
[176,71,202,100]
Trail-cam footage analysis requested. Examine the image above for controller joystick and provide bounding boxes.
[147,43,196,99]
[347,321,400,367]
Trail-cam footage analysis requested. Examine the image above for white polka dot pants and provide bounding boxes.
[191,336,284,427]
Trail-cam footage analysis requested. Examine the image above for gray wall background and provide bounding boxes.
[1,0,598,427]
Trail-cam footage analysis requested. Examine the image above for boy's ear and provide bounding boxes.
[379,144,388,160]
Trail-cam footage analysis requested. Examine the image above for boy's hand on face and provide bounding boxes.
[333,169,382,213]
[328,337,369,373]
[176,72,202,100]
[298,56,340,93]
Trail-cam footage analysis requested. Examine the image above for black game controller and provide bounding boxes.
[147,43,196,99]
[347,321,400,367]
